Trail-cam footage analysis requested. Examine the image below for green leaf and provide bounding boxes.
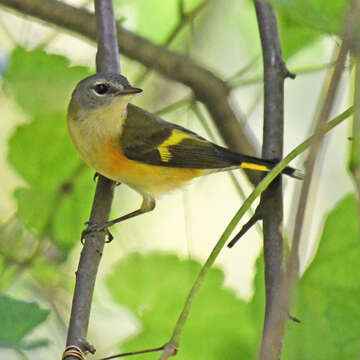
[106,195,360,359]
[30,257,71,289]
[6,48,94,254]
[9,112,93,253]
[5,47,89,115]
[266,0,347,35]
[0,218,40,289]
[240,0,325,62]
[107,253,256,359]
[276,11,323,59]
[0,294,49,350]
[260,0,347,59]
[284,194,360,359]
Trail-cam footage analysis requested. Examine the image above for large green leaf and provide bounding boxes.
[106,194,360,359]
[276,11,323,60]
[5,47,89,115]
[249,194,360,359]
[238,0,326,64]
[266,0,347,35]
[283,194,360,359]
[0,294,49,350]
[0,218,39,289]
[107,253,256,359]
[6,48,94,254]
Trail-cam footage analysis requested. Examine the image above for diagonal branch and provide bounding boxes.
[64,1,119,359]
[0,0,261,184]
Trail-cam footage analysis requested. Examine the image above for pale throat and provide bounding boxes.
[85,96,131,137]
[69,96,132,159]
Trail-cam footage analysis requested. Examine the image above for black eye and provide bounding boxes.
[94,83,109,95]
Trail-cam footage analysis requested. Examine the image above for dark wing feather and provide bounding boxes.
[119,105,304,178]
[121,104,240,169]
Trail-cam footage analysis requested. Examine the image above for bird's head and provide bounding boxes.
[68,72,142,121]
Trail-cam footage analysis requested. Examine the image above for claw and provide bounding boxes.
[105,228,114,243]
[93,172,100,182]
[81,221,113,243]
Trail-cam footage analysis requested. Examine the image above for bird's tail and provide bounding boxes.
[236,154,303,180]
[211,144,303,179]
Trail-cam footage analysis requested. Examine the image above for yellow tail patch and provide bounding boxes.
[241,162,270,171]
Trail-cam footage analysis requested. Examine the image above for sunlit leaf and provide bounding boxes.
[6,48,94,254]
[283,194,360,359]
[5,47,89,114]
[107,253,255,359]
[0,294,49,350]
[266,0,346,35]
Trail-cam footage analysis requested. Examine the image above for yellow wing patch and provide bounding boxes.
[241,162,270,171]
[157,130,194,162]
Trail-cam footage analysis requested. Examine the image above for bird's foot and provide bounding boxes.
[93,172,100,182]
[81,221,114,243]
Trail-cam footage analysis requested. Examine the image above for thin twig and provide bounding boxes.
[133,0,208,86]
[230,62,335,87]
[96,345,165,360]
[227,54,260,81]
[64,0,119,358]
[154,95,193,116]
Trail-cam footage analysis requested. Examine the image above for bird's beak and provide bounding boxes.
[116,86,143,95]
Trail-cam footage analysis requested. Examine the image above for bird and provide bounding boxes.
[67,72,302,238]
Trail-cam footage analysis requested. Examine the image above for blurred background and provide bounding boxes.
[0,0,355,359]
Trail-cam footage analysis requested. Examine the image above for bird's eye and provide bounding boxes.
[94,83,109,95]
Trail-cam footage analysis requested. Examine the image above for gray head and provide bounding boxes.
[70,72,142,111]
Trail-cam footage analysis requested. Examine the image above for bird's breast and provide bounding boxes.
[99,140,205,197]
[68,112,205,197]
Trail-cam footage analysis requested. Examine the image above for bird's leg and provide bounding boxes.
[81,195,155,242]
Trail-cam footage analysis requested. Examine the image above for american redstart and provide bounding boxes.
[67,73,302,236]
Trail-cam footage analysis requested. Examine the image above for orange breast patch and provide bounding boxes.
[96,140,205,197]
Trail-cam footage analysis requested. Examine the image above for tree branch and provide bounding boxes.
[64,1,119,359]
[253,2,294,359]
[0,0,261,184]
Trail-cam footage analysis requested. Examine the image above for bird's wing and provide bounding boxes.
[120,104,237,169]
